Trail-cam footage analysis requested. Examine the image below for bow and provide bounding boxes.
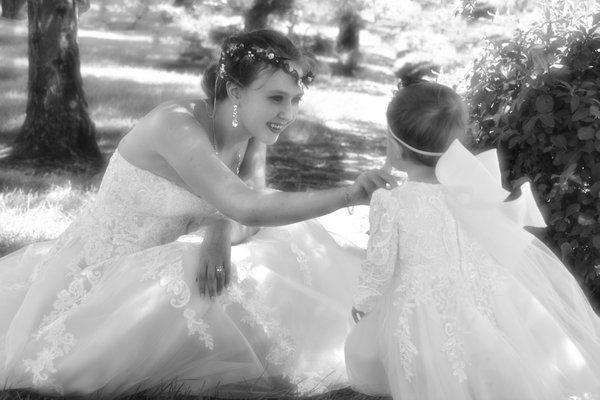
[435,140,546,229]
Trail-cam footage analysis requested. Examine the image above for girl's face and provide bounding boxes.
[237,65,304,145]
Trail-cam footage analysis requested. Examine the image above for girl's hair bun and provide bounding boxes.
[398,73,426,89]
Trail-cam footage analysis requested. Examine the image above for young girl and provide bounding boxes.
[345,80,600,399]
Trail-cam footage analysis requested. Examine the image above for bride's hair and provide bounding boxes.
[202,29,314,104]
[387,80,468,166]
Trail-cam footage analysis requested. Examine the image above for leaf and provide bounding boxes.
[528,45,550,73]
[540,113,555,127]
[578,214,595,226]
[573,107,589,121]
[590,182,600,196]
[535,94,554,113]
[590,104,600,118]
[550,135,567,148]
[550,211,564,224]
[560,241,572,257]
[566,203,581,217]
[523,116,538,134]
[571,96,580,112]
[578,126,595,140]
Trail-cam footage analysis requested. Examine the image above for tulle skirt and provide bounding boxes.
[0,217,364,398]
[345,237,600,400]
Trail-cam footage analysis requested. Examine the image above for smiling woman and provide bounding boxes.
[0,29,397,397]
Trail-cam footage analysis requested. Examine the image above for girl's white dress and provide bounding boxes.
[0,149,363,397]
[346,141,600,400]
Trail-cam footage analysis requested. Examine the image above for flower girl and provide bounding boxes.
[345,79,600,399]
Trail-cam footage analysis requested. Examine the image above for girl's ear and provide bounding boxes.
[226,81,242,102]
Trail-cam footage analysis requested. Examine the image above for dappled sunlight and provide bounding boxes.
[0,114,25,132]
[303,89,388,126]
[3,90,26,101]
[79,29,154,43]
[82,64,199,86]
[563,339,586,370]
[0,183,93,255]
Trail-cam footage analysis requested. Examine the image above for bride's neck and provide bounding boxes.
[385,158,438,184]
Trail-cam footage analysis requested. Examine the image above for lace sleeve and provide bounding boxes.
[353,188,401,313]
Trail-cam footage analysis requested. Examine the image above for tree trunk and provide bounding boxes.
[244,0,294,31]
[335,7,361,76]
[1,0,26,19]
[12,0,102,170]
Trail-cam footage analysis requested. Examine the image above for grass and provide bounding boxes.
[0,2,544,398]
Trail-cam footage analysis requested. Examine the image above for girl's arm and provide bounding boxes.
[155,113,396,227]
[353,188,401,315]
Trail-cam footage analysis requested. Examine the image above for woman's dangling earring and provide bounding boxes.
[232,104,239,128]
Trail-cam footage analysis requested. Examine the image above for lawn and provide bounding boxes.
[0,1,543,398]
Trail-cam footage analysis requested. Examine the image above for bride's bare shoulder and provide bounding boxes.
[120,99,211,156]
[145,99,207,123]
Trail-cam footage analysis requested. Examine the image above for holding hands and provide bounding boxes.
[348,169,399,206]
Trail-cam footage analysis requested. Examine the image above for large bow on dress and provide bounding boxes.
[434,140,546,268]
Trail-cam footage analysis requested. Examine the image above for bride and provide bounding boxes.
[0,29,395,397]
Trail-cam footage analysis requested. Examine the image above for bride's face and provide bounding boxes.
[237,65,304,145]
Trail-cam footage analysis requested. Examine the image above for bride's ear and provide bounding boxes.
[225,81,242,102]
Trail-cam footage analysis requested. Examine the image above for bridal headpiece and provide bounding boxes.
[218,42,314,89]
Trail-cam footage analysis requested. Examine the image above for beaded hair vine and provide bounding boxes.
[218,42,314,89]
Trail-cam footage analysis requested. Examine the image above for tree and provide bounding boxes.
[11,0,102,170]
[243,0,294,31]
[1,0,26,19]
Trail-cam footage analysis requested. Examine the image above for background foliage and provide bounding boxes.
[465,0,600,307]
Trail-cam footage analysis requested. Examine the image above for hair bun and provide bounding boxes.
[398,74,426,89]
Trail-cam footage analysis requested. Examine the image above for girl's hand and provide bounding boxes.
[349,169,398,205]
[196,221,232,298]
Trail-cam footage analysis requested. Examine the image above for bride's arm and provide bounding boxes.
[155,114,397,227]
[228,137,265,243]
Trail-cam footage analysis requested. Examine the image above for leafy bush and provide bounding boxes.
[465,2,600,306]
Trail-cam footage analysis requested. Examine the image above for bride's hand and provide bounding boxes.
[196,221,231,298]
[349,169,398,205]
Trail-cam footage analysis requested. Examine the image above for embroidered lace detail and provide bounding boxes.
[23,262,104,394]
[226,277,296,375]
[290,243,312,286]
[354,189,400,313]
[139,247,213,348]
[357,184,504,383]
[23,316,73,394]
[50,151,219,267]
[183,308,214,350]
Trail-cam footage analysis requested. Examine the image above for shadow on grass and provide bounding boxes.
[268,118,386,191]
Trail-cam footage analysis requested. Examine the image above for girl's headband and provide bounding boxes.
[387,127,444,157]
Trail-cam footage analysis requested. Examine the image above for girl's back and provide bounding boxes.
[347,182,600,400]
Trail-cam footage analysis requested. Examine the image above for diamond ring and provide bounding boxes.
[215,265,225,274]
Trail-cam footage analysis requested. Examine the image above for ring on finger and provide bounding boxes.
[215,265,225,274]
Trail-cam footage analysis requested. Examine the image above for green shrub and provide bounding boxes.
[465,3,600,307]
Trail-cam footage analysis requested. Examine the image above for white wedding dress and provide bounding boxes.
[345,141,600,400]
[0,149,363,397]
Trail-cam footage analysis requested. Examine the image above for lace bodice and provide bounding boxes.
[354,183,504,381]
[53,150,220,266]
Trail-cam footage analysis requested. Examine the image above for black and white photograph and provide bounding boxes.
[0,0,599,399]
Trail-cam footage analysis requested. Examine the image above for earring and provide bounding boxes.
[232,104,239,128]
